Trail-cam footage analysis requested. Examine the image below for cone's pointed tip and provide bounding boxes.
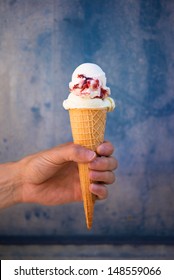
[87,221,93,230]
[87,225,92,230]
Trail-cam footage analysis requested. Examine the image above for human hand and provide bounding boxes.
[18,141,118,206]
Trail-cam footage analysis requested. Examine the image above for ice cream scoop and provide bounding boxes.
[63,63,115,111]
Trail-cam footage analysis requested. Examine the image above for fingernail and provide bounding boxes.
[87,151,96,161]
[97,145,105,154]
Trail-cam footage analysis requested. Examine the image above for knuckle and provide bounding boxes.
[69,144,83,160]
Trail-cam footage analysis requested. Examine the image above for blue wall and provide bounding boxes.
[0,0,174,241]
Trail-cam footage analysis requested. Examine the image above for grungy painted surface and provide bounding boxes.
[1,244,174,260]
[0,0,174,242]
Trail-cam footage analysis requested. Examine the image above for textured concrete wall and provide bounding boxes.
[0,0,174,242]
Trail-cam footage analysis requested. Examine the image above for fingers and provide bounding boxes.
[41,140,115,166]
[88,141,117,201]
[89,183,108,200]
[88,156,118,171]
[96,140,114,156]
[89,170,115,184]
[42,143,96,165]
[66,143,96,163]
[69,140,115,163]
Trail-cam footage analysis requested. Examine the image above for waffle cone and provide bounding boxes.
[69,108,107,229]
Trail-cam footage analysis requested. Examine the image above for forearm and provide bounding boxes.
[0,162,22,209]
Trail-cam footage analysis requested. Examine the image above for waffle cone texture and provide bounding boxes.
[69,108,107,229]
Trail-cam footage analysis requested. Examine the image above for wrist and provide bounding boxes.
[0,161,23,209]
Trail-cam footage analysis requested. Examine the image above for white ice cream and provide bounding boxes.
[63,63,115,111]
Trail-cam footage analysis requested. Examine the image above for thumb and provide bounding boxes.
[42,143,96,165]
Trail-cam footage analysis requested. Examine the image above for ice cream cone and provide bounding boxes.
[63,63,115,228]
[69,108,107,229]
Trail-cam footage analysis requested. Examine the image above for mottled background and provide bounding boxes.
[0,0,174,259]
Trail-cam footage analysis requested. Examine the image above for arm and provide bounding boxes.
[0,142,118,209]
[0,162,22,209]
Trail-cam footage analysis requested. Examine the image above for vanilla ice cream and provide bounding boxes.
[63,63,115,111]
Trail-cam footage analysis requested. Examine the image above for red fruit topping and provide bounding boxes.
[73,84,80,89]
[101,88,108,99]
[77,74,85,79]
[81,82,90,91]
[92,79,99,90]
[70,74,109,99]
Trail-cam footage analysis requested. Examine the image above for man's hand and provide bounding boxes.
[18,141,118,206]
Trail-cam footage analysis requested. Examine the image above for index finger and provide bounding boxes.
[96,140,115,156]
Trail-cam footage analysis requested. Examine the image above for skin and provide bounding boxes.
[0,141,118,209]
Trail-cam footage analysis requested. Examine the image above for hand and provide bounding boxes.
[18,141,118,206]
